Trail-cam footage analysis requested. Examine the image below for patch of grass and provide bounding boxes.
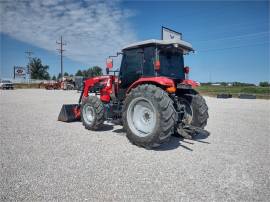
[196,85,270,99]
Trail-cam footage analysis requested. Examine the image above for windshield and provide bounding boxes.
[159,49,184,79]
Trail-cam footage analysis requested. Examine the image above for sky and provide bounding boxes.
[0,0,269,84]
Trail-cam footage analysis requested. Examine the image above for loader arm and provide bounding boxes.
[83,75,114,103]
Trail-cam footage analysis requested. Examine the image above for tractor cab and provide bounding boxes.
[106,39,194,98]
[118,39,193,88]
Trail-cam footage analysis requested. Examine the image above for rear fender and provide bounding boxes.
[126,77,175,94]
[176,80,200,95]
[180,79,200,88]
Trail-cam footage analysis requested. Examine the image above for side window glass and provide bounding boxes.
[143,47,154,76]
[125,49,142,73]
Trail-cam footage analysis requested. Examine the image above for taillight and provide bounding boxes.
[184,66,190,74]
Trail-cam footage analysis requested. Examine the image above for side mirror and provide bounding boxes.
[106,58,113,69]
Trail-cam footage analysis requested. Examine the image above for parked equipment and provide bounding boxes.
[0,80,14,89]
[45,81,61,90]
[74,76,84,91]
[58,33,209,148]
[62,76,75,90]
[239,94,256,99]
[217,93,232,99]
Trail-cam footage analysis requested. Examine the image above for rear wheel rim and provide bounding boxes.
[127,97,157,137]
[83,104,95,125]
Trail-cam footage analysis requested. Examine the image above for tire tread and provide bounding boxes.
[123,84,176,148]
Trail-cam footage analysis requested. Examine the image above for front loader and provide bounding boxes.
[58,36,209,148]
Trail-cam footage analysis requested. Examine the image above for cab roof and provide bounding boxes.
[122,39,194,52]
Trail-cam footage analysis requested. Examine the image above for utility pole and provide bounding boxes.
[56,36,66,80]
[25,50,33,79]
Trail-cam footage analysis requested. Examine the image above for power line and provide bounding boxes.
[184,20,269,36]
[56,36,66,79]
[198,42,269,53]
[194,31,269,44]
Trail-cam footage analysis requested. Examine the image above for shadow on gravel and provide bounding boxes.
[110,127,210,151]
[192,131,211,144]
[59,120,81,123]
[95,124,114,131]
[154,136,193,151]
[112,128,125,135]
[155,131,211,151]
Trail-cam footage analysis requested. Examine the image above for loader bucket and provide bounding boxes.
[58,104,81,122]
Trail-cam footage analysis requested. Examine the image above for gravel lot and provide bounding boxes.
[1,89,269,201]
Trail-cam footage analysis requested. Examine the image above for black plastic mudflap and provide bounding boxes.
[58,104,81,122]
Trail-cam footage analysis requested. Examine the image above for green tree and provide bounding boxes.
[57,73,62,80]
[84,66,103,78]
[82,70,88,78]
[259,81,270,87]
[28,58,50,80]
[91,66,103,77]
[75,70,83,76]
[64,72,69,76]
[232,82,255,87]
[75,66,103,78]
[220,82,227,86]
[52,75,56,80]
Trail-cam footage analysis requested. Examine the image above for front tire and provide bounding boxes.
[123,84,176,148]
[81,96,105,130]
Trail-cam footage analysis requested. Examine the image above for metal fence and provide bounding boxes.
[10,79,54,84]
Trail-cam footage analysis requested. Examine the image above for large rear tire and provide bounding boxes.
[123,84,176,148]
[178,94,209,128]
[81,96,105,130]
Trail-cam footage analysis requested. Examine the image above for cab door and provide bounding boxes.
[118,49,143,98]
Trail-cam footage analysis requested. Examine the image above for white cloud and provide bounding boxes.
[0,0,137,67]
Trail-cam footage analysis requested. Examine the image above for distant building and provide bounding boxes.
[211,83,221,86]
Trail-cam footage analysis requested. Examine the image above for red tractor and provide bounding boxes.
[59,38,209,148]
